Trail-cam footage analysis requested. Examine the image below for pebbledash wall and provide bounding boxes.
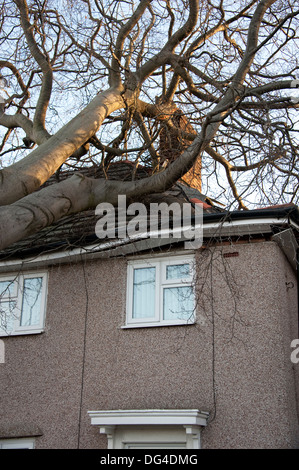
[0,240,298,449]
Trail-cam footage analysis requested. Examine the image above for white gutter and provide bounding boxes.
[202,216,291,237]
[0,216,293,273]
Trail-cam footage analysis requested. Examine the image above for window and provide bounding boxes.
[126,256,195,327]
[114,427,187,449]
[0,272,47,336]
[0,438,35,449]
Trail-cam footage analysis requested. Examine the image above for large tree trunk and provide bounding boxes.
[0,137,205,251]
[0,87,127,206]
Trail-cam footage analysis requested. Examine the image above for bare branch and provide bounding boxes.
[14,0,53,143]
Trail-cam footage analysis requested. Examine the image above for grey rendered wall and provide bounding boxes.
[0,241,298,448]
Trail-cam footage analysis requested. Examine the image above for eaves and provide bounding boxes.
[0,208,297,273]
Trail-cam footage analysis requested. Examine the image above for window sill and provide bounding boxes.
[0,328,45,337]
[121,320,196,329]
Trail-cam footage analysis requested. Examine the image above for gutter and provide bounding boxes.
[0,210,297,273]
[197,204,299,227]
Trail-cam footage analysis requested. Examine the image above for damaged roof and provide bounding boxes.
[0,161,221,260]
[1,161,299,262]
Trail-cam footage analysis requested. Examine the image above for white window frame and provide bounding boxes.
[0,438,35,449]
[0,272,48,337]
[125,255,195,328]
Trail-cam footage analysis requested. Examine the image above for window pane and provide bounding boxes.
[0,280,16,298]
[20,278,43,327]
[166,264,190,280]
[0,301,17,332]
[132,267,156,319]
[163,286,194,321]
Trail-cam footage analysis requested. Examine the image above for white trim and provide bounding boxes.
[88,409,209,450]
[88,409,209,427]
[0,216,293,273]
[202,217,290,237]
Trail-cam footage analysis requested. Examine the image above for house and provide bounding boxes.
[0,162,298,449]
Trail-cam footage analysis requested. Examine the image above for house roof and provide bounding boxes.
[0,161,221,260]
[1,162,299,263]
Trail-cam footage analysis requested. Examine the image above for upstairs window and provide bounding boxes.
[126,256,195,327]
[0,272,47,336]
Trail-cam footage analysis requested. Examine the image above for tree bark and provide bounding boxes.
[0,87,127,206]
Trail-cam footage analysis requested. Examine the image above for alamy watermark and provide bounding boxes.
[95,195,203,249]
[291,339,299,364]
